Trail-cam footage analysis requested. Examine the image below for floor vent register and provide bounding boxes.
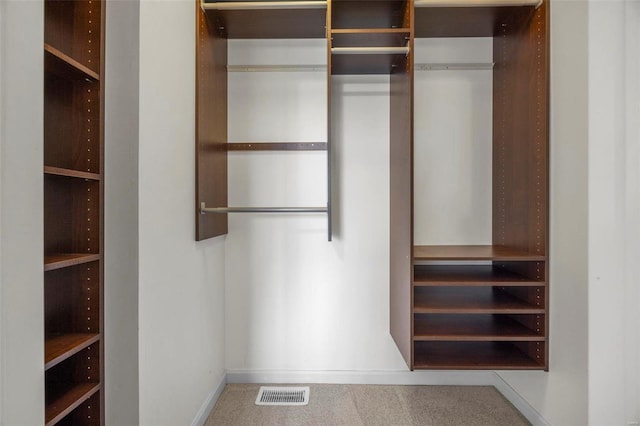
[255,386,310,406]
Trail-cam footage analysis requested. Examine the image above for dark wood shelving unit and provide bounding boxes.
[330,0,411,75]
[196,0,332,241]
[196,0,549,371]
[389,0,549,371]
[44,0,104,423]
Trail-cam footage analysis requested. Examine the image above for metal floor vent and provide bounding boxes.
[255,386,310,406]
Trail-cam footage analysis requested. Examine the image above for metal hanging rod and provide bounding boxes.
[202,1,327,10]
[415,62,494,71]
[331,46,410,55]
[228,64,327,72]
[414,0,542,8]
[225,63,492,72]
[201,203,328,214]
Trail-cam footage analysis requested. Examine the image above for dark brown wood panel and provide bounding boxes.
[331,53,407,75]
[413,341,545,370]
[389,2,413,368]
[228,142,327,151]
[492,2,548,257]
[413,245,545,261]
[413,314,544,341]
[413,264,543,286]
[209,8,326,39]
[413,286,545,314]
[196,7,228,240]
[414,6,533,38]
[45,263,100,337]
[331,28,410,47]
[332,0,408,29]
[44,72,100,173]
[44,176,100,255]
[44,0,101,73]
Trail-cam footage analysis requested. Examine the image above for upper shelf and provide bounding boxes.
[202,1,327,38]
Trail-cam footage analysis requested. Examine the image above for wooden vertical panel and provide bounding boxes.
[44,75,100,173]
[44,262,100,336]
[45,0,101,74]
[492,2,548,257]
[389,0,413,368]
[196,3,228,240]
[493,0,548,370]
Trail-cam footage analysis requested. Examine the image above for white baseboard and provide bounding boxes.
[493,374,550,426]
[191,372,227,426]
[226,369,496,386]
[225,369,549,425]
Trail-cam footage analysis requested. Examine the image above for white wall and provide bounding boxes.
[588,0,640,424]
[138,0,226,424]
[225,40,408,371]
[105,0,140,424]
[0,1,45,425]
[497,2,590,424]
[413,38,493,245]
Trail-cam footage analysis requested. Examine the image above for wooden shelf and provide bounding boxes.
[44,254,101,272]
[414,265,542,286]
[45,334,100,370]
[45,44,100,81]
[44,166,101,181]
[414,314,544,341]
[413,245,545,261]
[45,382,100,426]
[413,287,544,314]
[413,341,544,370]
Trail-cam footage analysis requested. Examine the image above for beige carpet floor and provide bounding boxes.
[205,384,531,426]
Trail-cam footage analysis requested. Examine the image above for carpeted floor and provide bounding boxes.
[205,384,531,425]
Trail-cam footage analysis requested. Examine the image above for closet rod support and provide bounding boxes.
[201,203,328,214]
[202,1,327,10]
[331,46,410,55]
